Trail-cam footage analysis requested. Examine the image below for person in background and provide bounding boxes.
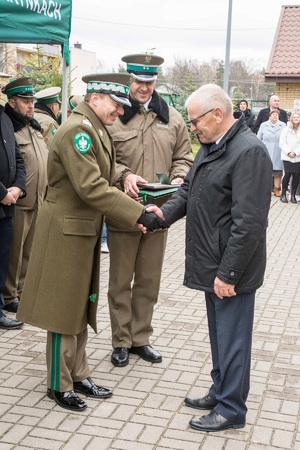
[279,111,300,203]
[34,87,61,148]
[67,95,84,118]
[107,53,193,368]
[233,99,256,132]
[253,95,288,134]
[2,78,48,314]
[0,103,26,329]
[257,110,286,197]
[57,95,84,125]
[140,83,272,432]
[101,223,109,253]
[16,73,166,412]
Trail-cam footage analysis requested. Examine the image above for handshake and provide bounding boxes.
[137,205,169,232]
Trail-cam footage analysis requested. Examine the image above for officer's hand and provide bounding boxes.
[171,177,184,184]
[124,174,148,197]
[137,209,169,232]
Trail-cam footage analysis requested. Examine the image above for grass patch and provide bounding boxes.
[192,142,199,157]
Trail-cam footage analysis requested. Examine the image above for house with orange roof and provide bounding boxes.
[265,4,300,112]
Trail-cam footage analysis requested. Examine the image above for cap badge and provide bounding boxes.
[144,56,152,64]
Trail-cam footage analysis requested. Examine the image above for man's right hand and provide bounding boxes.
[144,205,165,220]
[137,209,169,232]
[124,174,148,197]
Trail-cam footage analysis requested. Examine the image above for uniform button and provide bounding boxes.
[229,271,235,277]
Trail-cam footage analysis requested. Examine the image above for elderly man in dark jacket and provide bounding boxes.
[253,94,288,134]
[0,105,26,329]
[142,84,272,432]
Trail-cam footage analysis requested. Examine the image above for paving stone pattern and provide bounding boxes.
[0,197,299,449]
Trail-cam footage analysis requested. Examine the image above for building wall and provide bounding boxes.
[276,83,300,112]
[69,47,97,96]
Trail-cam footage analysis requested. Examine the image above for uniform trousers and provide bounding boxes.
[0,218,13,316]
[205,291,255,423]
[107,229,168,348]
[4,208,38,302]
[46,329,90,392]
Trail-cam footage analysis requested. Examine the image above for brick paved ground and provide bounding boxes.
[0,196,299,450]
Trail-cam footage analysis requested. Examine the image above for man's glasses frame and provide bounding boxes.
[189,108,214,126]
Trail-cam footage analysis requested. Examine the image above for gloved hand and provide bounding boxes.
[137,209,169,232]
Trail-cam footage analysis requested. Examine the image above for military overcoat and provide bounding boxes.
[17,102,143,335]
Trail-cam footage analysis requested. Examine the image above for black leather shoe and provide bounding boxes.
[47,388,87,411]
[130,345,162,363]
[189,411,245,432]
[111,347,129,367]
[0,314,23,329]
[184,395,218,410]
[73,377,112,398]
[3,299,20,313]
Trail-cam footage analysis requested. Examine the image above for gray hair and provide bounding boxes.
[185,84,233,116]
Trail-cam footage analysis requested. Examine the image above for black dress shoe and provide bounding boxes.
[0,314,23,330]
[184,394,218,410]
[189,411,245,432]
[3,299,20,313]
[73,377,113,398]
[47,388,87,411]
[111,347,129,367]
[130,345,162,363]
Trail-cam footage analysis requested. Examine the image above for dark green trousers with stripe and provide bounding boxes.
[46,329,90,391]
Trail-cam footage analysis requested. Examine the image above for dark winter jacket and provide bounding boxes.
[0,105,26,219]
[253,107,288,134]
[161,116,272,294]
[233,109,256,132]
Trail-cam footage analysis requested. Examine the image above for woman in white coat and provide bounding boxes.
[279,111,300,203]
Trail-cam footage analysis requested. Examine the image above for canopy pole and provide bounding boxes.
[61,54,68,122]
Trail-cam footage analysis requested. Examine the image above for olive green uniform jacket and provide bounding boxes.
[17,102,144,335]
[110,104,193,187]
[14,125,48,210]
[34,108,59,149]
[107,98,193,231]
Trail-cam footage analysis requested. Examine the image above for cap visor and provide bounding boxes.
[110,93,131,107]
[131,73,157,82]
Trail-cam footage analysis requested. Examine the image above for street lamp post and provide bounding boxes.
[223,0,233,94]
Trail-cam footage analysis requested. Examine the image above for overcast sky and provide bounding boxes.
[70,0,293,72]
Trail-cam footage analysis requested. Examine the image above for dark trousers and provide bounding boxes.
[205,291,255,423]
[0,217,13,316]
[282,173,300,192]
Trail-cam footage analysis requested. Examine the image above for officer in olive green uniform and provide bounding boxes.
[34,86,61,148]
[67,95,84,117]
[2,78,48,314]
[107,54,193,367]
[17,73,165,412]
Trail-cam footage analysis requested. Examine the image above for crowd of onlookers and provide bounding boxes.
[234,95,300,203]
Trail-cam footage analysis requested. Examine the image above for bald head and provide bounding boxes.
[186,84,233,117]
[185,84,235,144]
[269,95,280,109]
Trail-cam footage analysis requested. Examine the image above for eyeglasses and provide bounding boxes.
[189,108,214,126]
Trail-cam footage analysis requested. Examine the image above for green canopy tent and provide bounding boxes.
[0,0,72,120]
